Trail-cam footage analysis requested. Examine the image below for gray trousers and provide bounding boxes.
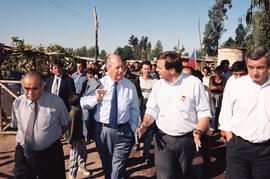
[154,130,196,179]
[226,135,270,179]
[95,122,134,179]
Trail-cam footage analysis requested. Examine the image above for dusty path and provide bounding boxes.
[0,134,225,179]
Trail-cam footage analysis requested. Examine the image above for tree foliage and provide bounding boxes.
[246,0,270,49]
[202,0,232,56]
[235,21,247,48]
[114,45,133,60]
[150,40,163,60]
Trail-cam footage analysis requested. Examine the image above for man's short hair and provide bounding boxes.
[232,61,247,73]
[215,65,224,72]
[140,61,152,69]
[221,59,230,66]
[158,51,182,73]
[68,94,81,107]
[203,66,211,74]
[86,68,97,75]
[51,59,63,68]
[22,71,44,86]
[246,46,270,67]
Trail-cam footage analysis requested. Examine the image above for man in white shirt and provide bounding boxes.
[138,51,211,178]
[219,46,270,178]
[225,60,248,86]
[138,61,157,163]
[80,54,140,179]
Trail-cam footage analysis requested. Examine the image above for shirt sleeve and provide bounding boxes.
[218,83,233,131]
[58,99,71,126]
[145,82,160,120]
[80,91,99,110]
[128,84,141,132]
[195,81,212,120]
[11,100,18,128]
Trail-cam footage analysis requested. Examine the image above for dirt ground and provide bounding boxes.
[0,134,226,179]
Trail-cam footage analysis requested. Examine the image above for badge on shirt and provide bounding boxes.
[181,96,186,102]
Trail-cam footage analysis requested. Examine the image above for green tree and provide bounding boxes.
[139,36,148,60]
[114,45,133,60]
[99,50,107,61]
[235,20,247,48]
[202,0,232,56]
[246,0,270,49]
[146,42,152,60]
[128,35,139,48]
[222,37,236,47]
[133,44,141,60]
[150,40,163,60]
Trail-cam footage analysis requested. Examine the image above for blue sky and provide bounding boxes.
[0,0,250,55]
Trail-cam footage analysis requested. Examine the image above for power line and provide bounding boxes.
[47,0,90,24]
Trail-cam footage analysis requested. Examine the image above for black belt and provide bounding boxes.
[98,121,129,129]
[234,134,270,146]
[18,139,61,153]
[158,129,193,138]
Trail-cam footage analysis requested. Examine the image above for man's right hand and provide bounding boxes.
[95,88,105,101]
[138,124,147,139]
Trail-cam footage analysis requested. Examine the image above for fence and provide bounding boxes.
[0,80,20,134]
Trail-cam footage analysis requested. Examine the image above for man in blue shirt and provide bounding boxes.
[80,54,140,179]
[72,60,88,95]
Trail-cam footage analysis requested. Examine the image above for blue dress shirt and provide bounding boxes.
[80,75,140,132]
[72,72,88,94]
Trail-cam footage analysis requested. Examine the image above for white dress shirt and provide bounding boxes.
[51,74,62,96]
[145,73,211,136]
[219,75,270,143]
[80,75,140,132]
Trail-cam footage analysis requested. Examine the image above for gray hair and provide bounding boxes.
[246,46,270,67]
[21,71,44,87]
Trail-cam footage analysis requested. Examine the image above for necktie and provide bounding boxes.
[52,78,58,95]
[24,102,37,159]
[109,82,118,128]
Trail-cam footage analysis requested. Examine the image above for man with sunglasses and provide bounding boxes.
[11,71,70,179]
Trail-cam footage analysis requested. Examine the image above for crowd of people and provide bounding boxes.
[10,46,270,179]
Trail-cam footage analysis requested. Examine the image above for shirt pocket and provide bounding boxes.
[177,98,192,120]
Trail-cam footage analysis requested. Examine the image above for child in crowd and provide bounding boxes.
[65,94,91,179]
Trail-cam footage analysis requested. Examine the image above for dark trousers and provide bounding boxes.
[154,130,196,179]
[95,122,134,179]
[226,135,270,179]
[14,140,66,179]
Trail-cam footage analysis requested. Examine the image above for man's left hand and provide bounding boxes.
[193,130,202,151]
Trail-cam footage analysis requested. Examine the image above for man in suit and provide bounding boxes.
[45,60,76,111]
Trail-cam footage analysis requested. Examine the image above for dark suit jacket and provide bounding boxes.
[45,73,76,111]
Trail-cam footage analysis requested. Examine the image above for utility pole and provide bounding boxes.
[198,18,202,50]
[177,37,181,55]
[93,6,99,62]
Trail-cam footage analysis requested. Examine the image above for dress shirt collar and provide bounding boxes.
[248,74,270,87]
[107,76,124,88]
[164,73,183,86]
[25,92,45,106]
[54,73,63,80]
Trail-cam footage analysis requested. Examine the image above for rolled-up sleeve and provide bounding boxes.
[196,82,212,120]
